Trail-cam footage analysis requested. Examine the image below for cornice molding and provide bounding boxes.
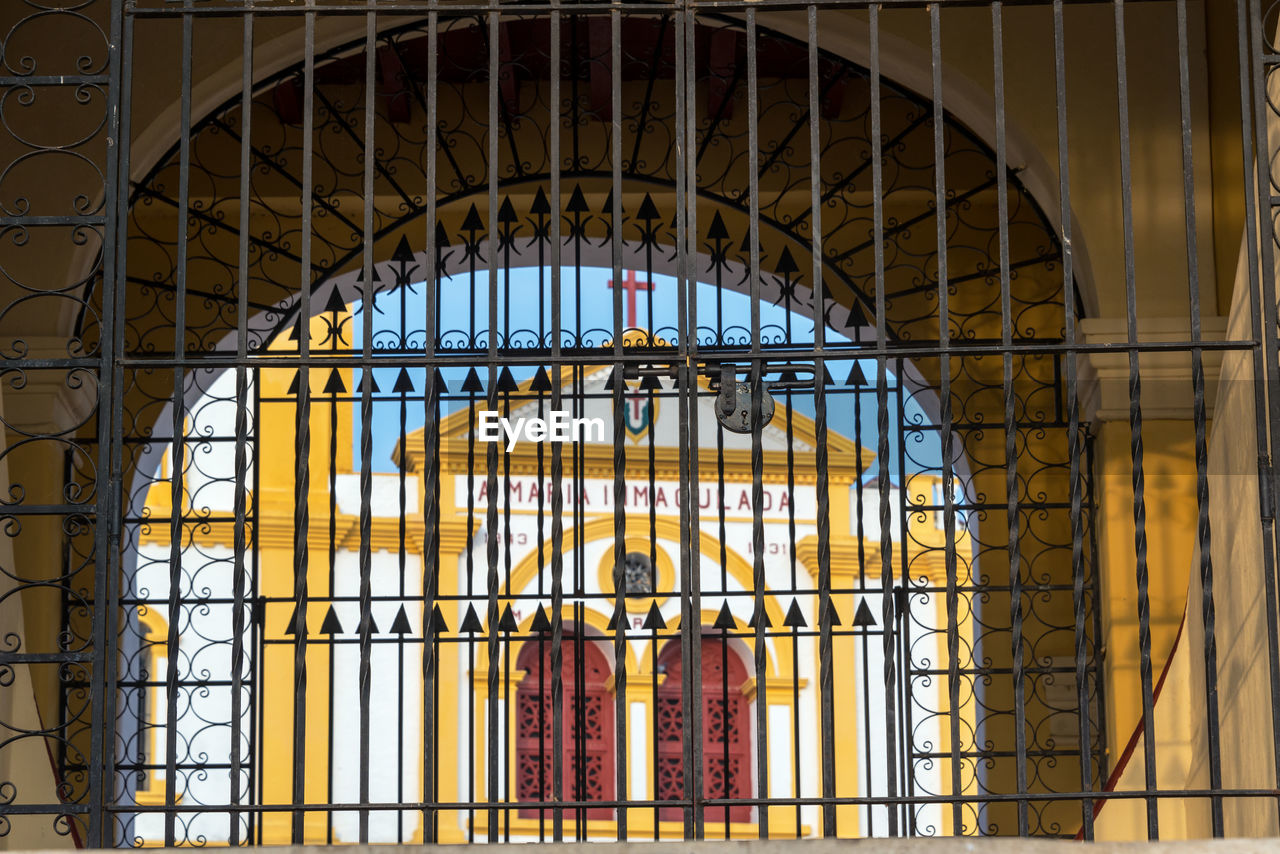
[1078,317,1229,422]
[0,337,98,435]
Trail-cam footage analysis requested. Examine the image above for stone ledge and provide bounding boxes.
[11,841,1280,853]
[0,336,98,435]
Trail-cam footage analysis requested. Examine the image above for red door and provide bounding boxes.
[655,637,752,823]
[515,637,615,819]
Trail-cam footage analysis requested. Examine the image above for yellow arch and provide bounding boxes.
[471,601,641,688]
[500,515,790,632]
[630,607,786,681]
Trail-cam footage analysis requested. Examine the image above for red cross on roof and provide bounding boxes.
[608,270,653,329]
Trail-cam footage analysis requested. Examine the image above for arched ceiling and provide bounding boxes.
[112,12,1068,362]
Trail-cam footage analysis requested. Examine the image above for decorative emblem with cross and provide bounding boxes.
[608,270,658,443]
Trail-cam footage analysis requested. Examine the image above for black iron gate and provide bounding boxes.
[2,0,1280,846]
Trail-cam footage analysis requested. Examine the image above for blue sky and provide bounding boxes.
[349,266,940,476]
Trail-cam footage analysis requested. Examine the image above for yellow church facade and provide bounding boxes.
[132,302,975,845]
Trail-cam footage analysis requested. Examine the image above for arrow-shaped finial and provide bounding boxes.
[391,235,416,265]
[566,185,590,214]
[498,604,519,632]
[389,605,413,635]
[497,197,518,225]
[707,211,730,242]
[323,287,347,314]
[319,605,344,635]
[461,368,484,394]
[714,601,737,630]
[393,368,415,394]
[775,246,799,276]
[530,187,551,216]
[323,368,347,395]
[644,601,667,630]
[530,606,552,633]
[853,599,876,628]
[460,604,484,634]
[637,193,660,222]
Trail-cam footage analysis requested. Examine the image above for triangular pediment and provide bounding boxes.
[397,363,872,483]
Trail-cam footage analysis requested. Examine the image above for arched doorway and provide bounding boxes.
[656,636,752,825]
[514,633,616,820]
[94,6,1100,845]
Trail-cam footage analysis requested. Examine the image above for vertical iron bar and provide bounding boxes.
[684,6,704,838]
[789,620,801,838]
[869,6,900,836]
[645,236,660,840]
[499,268,512,845]
[290,10,317,844]
[1173,0,1223,835]
[779,284,799,838]
[485,6,502,842]
[672,5,701,840]
[229,6,255,845]
[719,628,731,835]
[894,363,916,836]
[498,208,515,844]
[421,8,440,844]
[991,2,1028,836]
[325,288,338,848]
[929,3,963,836]
[1087,435,1110,789]
[744,9,769,840]
[93,0,130,844]
[1240,0,1280,832]
[649,619,660,837]
[161,8,195,846]
[1052,0,1094,839]
[1113,0,1159,836]
[809,4,836,838]
[853,368,873,834]
[357,5,378,843]
[397,284,407,846]
[572,223,585,836]
[252,372,264,845]
[462,289,478,854]
[1248,0,1280,657]
[529,75,548,851]
[549,3,565,838]
[609,3,629,841]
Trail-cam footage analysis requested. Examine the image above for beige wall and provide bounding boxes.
[0,390,77,850]
[1094,226,1279,841]
[827,2,1220,321]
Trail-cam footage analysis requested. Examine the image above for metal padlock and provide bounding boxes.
[714,363,775,434]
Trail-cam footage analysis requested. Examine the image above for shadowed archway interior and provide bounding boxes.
[54,9,1100,846]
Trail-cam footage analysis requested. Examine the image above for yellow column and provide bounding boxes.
[797,531,876,838]
[256,350,344,845]
[422,512,475,843]
[1094,420,1200,840]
